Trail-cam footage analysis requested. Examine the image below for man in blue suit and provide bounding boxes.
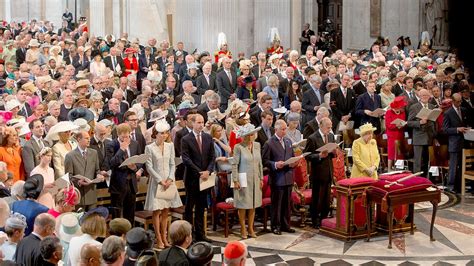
[443,93,471,193]
[105,123,144,224]
[262,119,298,235]
[355,80,383,132]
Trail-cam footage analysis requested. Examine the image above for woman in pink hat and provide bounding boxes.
[384,96,408,170]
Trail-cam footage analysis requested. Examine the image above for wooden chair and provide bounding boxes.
[461,149,474,195]
[395,138,414,170]
[376,133,388,172]
[291,156,311,227]
[96,188,111,206]
[428,145,449,186]
[134,178,153,230]
[260,175,271,231]
[330,148,347,215]
[212,172,236,237]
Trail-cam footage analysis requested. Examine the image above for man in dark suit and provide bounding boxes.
[278,67,295,103]
[196,62,216,95]
[262,119,297,235]
[302,74,325,121]
[106,123,144,223]
[197,92,220,122]
[175,80,201,106]
[64,131,105,210]
[256,110,274,146]
[407,89,437,177]
[216,57,237,111]
[138,46,154,81]
[72,46,90,74]
[181,114,215,242]
[158,220,192,264]
[22,119,50,177]
[330,74,356,131]
[173,110,197,180]
[355,80,383,131]
[250,95,273,127]
[123,111,146,154]
[304,117,335,228]
[443,93,471,193]
[104,47,125,76]
[14,213,56,266]
[15,40,27,66]
[302,106,330,139]
[89,123,112,189]
[155,49,168,71]
[16,86,32,118]
[353,68,369,97]
[391,71,407,96]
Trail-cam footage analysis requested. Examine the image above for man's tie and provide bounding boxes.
[342,89,347,98]
[457,107,463,120]
[226,70,232,85]
[98,141,105,157]
[196,133,202,153]
[131,131,136,141]
[370,94,375,102]
[324,134,328,144]
[112,56,116,71]
[315,89,321,103]
[82,150,87,159]
[280,138,285,149]
[37,139,44,150]
[205,75,210,85]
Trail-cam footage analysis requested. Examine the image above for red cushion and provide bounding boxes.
[291,190,312,205]
[293,158,308,187]
[337,177,376,188]
[262,175,272,198]
[370,176,434,194]
[378,172,412,181]
[321,217,336,229]
[262,197,271,206]
[216,202,235,210]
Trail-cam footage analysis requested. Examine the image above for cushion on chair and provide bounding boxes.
[337,177,376,188]
[135,210,153,219]
[216,202,235,210]
[291,191,302,205]
[293,158,308,187]
[262,197,271,207]
[262,175,272,198]
[291,189,312,205]
[321,217,337,229]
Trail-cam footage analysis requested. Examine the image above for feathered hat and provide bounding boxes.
[217,32,228,49]
[268,27,281,43]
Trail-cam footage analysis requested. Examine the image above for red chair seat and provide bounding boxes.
[216,202,235,210]
[371,176,434,195]
[135,210,153,219]
[262,197,271,207]
[291,189,312,205]
[321,217,336,229]
[337,177,377,188]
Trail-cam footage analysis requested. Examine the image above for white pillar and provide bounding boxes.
[89,0,105,37]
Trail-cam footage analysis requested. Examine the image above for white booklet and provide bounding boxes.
[338,121,354,132]
[391,118,407,127]
[316,141,343,153]
[119,154,151,167]
[416,108,442,121]
[46,173,70,195]
[199,173,217,191]
[464,129,474,141]
[230,173,247,188]
[292,139,307,149]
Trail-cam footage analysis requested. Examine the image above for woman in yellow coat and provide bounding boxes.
[351,123,380,179]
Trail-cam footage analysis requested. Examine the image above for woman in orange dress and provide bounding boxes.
[0,127,25,181]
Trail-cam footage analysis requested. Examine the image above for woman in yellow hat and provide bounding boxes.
[351,123,380,179]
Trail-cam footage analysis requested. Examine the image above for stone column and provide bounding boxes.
[290,0,303,52]
[104,0,113,35]
[89,0,105,37]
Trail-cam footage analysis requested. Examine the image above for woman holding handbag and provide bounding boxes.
[144,120,182,249]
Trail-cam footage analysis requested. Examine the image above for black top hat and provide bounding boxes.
[187,242,214,265]
[23,174,44,200]
[125,228,153,258]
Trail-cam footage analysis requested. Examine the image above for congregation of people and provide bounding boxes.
[0,13,473,266]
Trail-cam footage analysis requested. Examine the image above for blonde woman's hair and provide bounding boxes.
[81,214,107,238]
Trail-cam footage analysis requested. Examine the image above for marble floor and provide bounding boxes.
[205,192,474,265]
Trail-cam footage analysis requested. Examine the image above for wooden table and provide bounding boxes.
[365,189,441,249]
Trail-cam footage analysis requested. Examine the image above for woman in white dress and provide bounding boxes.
[49,122,78,179]
[144,120,182,249]
[89,50,107,78]
[147,62,163,86]
[30,147,55,209]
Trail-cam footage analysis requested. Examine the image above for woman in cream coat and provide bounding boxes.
[232,124,263,239]
[50,122,78,179]
[351,123,380,179]
[145,120,182,249]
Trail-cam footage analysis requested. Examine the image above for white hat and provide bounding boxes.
[5,99,21,111]
[207,109,226,122]
[98,119,114,128]
[56,213,82,243]
[217,32,228,49]
[274,106,288,114]
[28,39,40,47]
[73,118,90,132]
[148,109,169,122]
[45,121,80,141]
[236,124,261,138]
[154,120,170,133]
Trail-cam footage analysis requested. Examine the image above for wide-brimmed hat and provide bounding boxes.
[23,174,44,199]
[124,48,135,55]
[5,40,14,47]
[187,242,214,265]
[390,96,407,109]
[73,118,90,132]
[207,109,226,122]
[151,95,167,108]
[5,99,21,111]
[98,119,114,128]
[125,228,153,258]
[359,123,377,135]
[40,43,51,49]
[177,100,197,110]
[109,218,132,236]
[154,120,170,133]
[236,124,261,138]
[148,109,168,122]
[37,75,53,84]
[28,39,40,47]
[440,99,453,109]
[79,206,109,225]
[50,45,61,54]
[75,79,91,89]
[56,213,82,243]
[5,213,27,230]
[21,82,37,93]
[76,70,90,80]
[68,107,95,122]
[74,98,91,108]
[45,121,80,141]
